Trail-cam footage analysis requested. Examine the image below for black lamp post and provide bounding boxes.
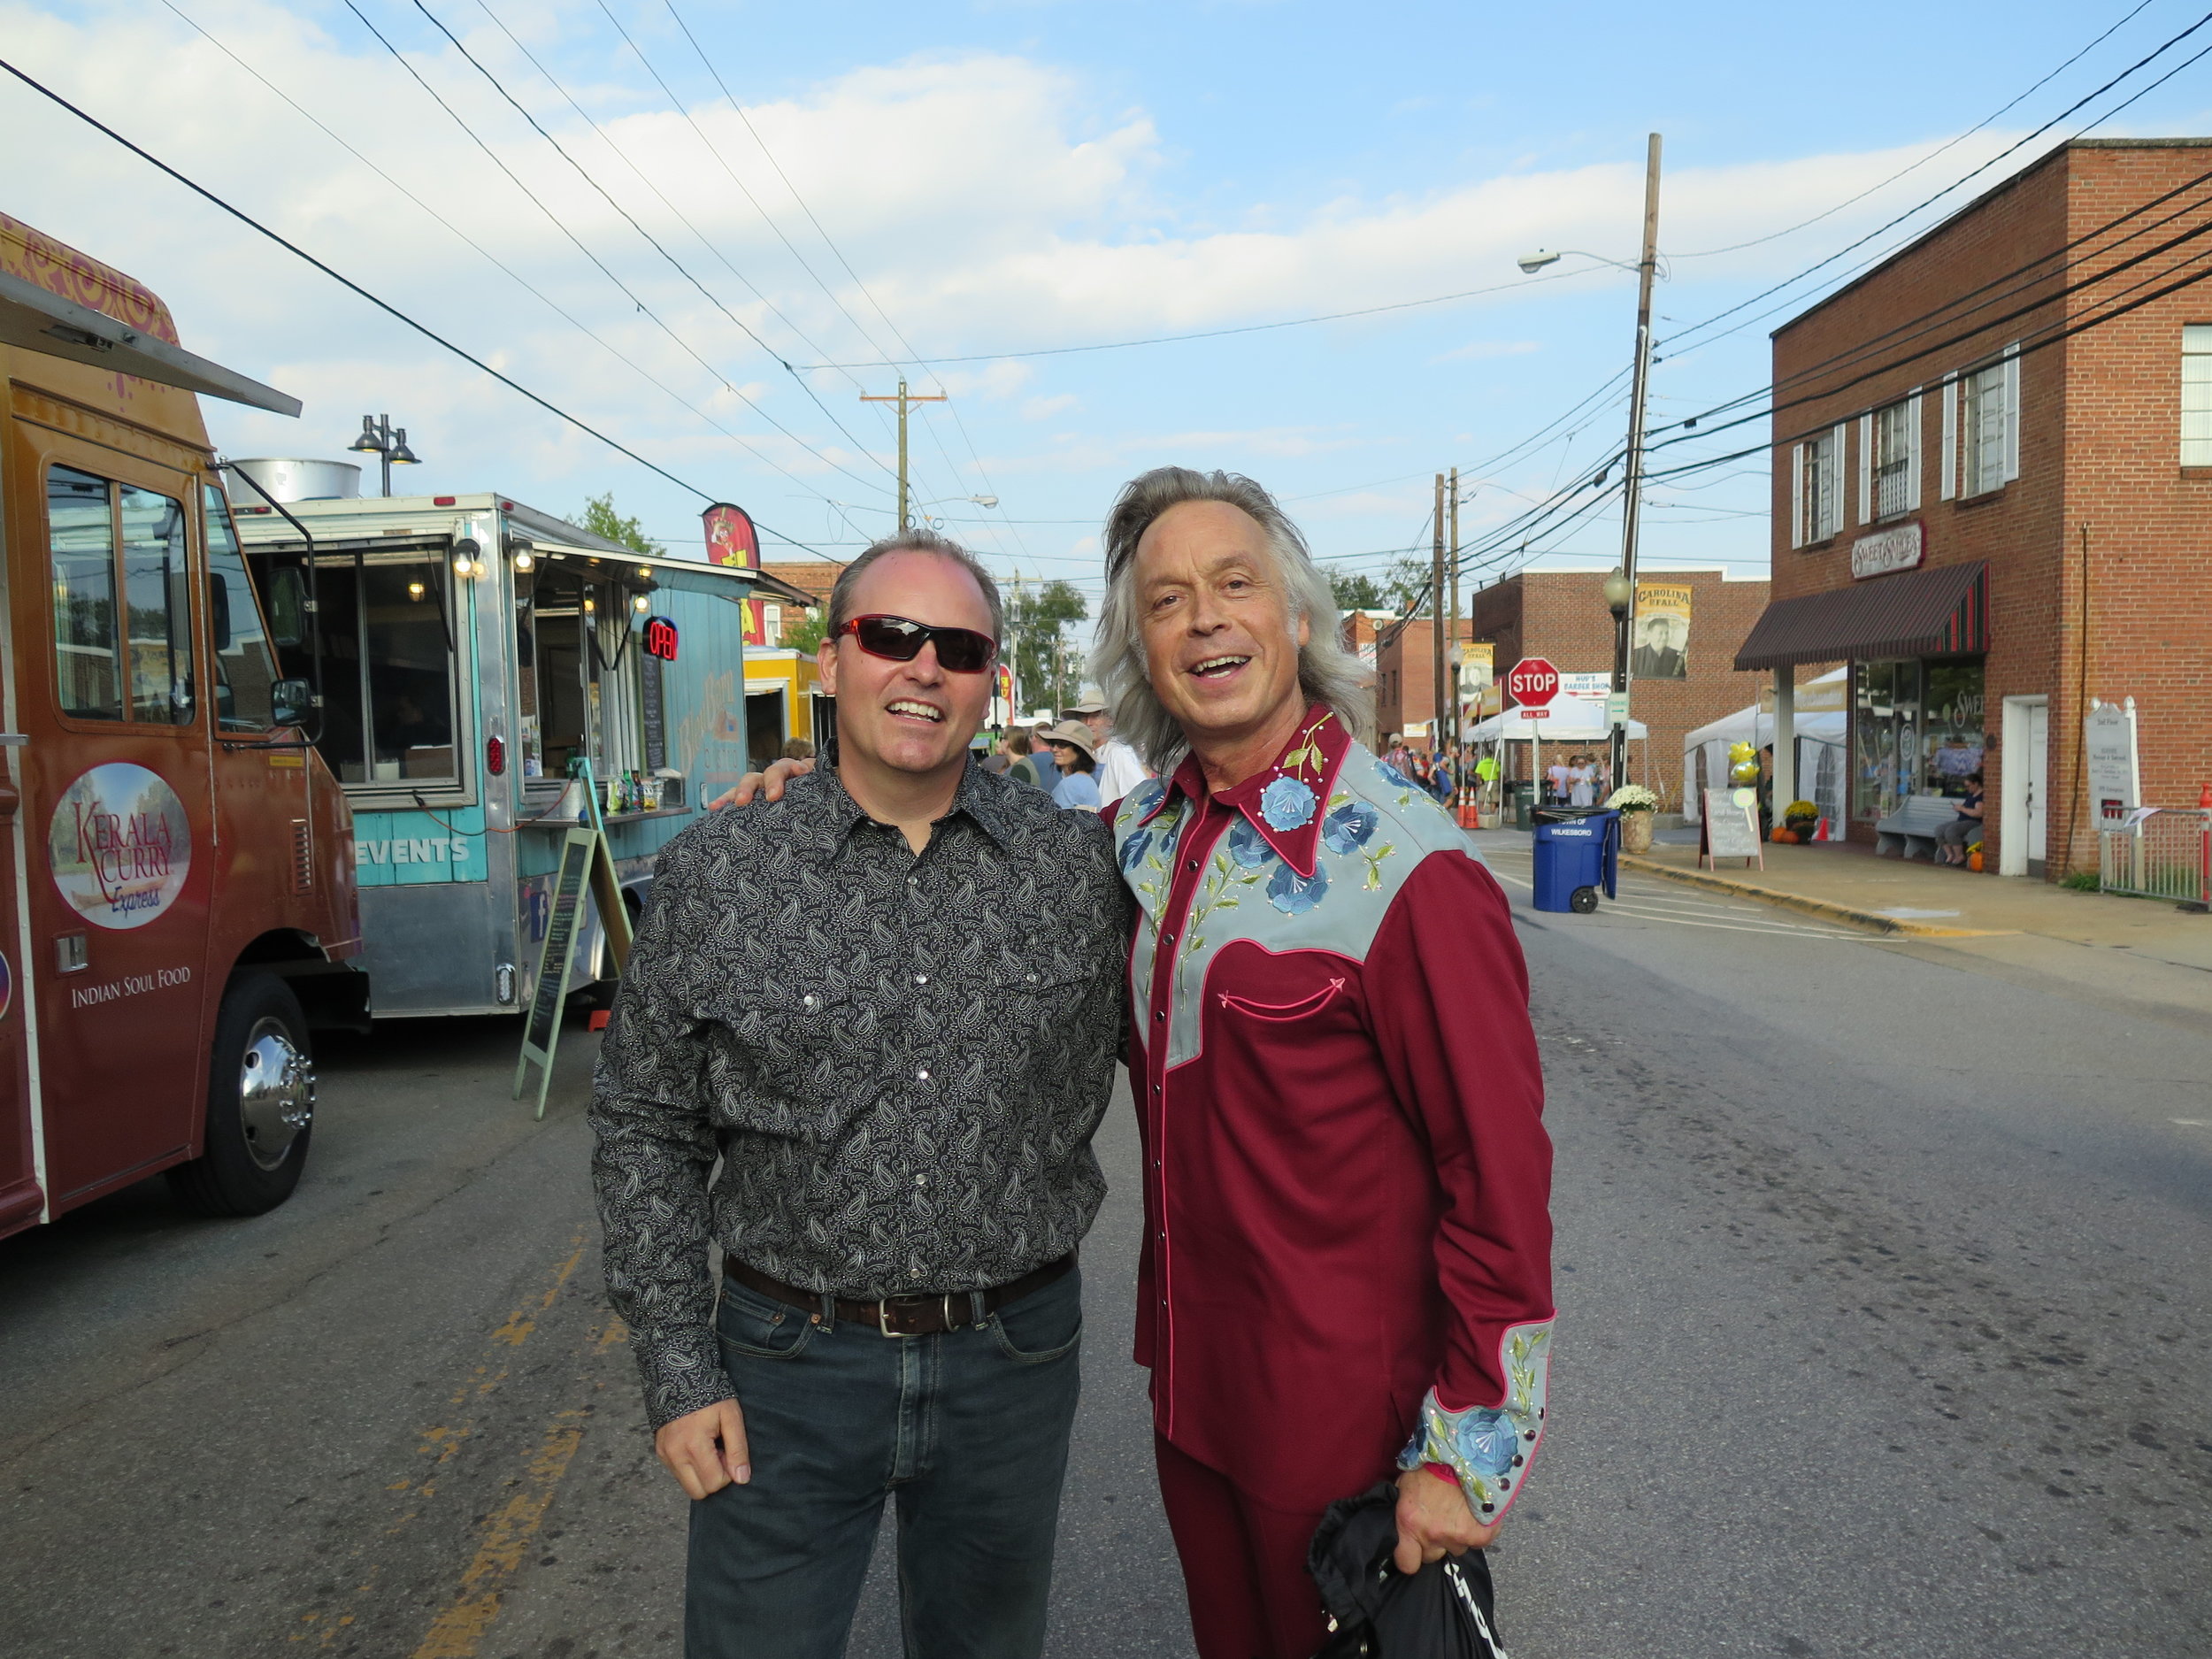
[1603,566,1632,787]
[349,413,421,497]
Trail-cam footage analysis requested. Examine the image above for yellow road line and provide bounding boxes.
[409,1410,588,1659]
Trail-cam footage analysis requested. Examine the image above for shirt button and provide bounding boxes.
[802,994,816,1008]
[1186,859,1198,872]
[917,1068,930,1081]
[914,973,927,985]
[915,1174,926,1187]
[1153,1009,1164,1022]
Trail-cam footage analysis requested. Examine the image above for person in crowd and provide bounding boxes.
[780,737,816,763]
[1935,768,1985,864]
[1003,721,1052,790]
[1569,754,1595,808]
[1091,466,1553,1659]
[1064,690,1152,800]
[1544,755,1571,805]
[1428,745,1456,804]
[1043,720,1102,811]
[591,529,1129,1659]
[718,477,1555,1659]
[981,729,1012,773]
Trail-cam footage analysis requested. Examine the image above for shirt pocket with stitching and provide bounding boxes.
[703,980,866,1141]
[1214,975,1348,1023]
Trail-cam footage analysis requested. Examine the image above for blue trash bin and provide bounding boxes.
[1532,809,1619,914]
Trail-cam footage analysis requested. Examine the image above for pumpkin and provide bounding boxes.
[1770,827,1798,843]
[1968,849,1984,872]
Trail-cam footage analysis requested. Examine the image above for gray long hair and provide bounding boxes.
[1090,466,1371,772]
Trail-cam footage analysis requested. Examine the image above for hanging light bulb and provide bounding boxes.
[633,592,651,613]
[583,594,596,614]
[407,580,426,601]
[511,549,534,572]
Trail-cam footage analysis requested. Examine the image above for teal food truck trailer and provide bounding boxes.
[227,464,797,1016]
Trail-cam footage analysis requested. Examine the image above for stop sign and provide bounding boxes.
[1506,656,1560,711]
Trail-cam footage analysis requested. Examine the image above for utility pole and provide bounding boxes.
[1431,473,1446,759]
[859,378,947,530]
[1609,132,1663,789]
[1448,466,1462,773]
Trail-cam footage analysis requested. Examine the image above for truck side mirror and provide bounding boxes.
[272,679,312,727]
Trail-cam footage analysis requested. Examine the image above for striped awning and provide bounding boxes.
[1735,560,1987,671]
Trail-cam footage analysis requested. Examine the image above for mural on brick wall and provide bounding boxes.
[1632,582,1692,679]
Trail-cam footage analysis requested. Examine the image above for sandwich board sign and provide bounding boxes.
[1699,787,1764,869]
[2083,700,2140,826]
[513,762,636,1118]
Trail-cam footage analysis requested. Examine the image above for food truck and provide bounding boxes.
[227,476,803,1017]
[0,214,361,1239]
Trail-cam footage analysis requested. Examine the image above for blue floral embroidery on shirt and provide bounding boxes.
[1374,759,1415,791]
[1118,827,1153,873]
[1259,775,1317,831]
[1266,859,1328,914]
[1130,778,1167,819]
[1320,800,1380,854]
[1226,817,1275,870]
[1451,1409,1521,1478]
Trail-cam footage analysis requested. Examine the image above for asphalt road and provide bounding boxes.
[2,842,2207,1657]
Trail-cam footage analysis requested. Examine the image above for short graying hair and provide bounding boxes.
[1091,467,1371,772]
[826,528,1003,641]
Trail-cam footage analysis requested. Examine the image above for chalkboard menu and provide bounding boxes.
[513,828,597,1117]
[641,652,667,772]
[1700,788,1765,867]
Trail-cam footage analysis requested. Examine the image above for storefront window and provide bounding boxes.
[1854,657,1984,820]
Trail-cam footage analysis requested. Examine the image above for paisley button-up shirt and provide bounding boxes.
[1113,708,1555,1517]
[591,762,1131,1430]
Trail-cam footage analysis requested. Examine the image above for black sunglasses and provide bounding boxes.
[839,613,999,674]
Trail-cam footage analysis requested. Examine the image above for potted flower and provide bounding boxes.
[1782,799,1819,841]
[1604,784,1660,853]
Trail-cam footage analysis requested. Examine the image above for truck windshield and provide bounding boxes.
[201,486,282,730]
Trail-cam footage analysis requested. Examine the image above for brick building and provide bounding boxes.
[1377,568,1796,809]
[1740,138,2212,878]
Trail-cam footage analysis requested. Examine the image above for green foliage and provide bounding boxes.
[1328,570,1391,611]
[1008,580,1088,711]
[2061,869,2102,891]
[574,492,662,558]
[781,606,829,655]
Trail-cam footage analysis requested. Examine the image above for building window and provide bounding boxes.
[1792,427,1840,546]
[1870,397,1917,520]
[1962,349,2018,495]
[2181,325,2212,465]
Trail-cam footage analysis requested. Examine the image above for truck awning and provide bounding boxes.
[0,268,301,417]
[1734,560,1987,671]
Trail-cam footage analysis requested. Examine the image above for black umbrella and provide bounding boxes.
[1306,1483,1510,1659]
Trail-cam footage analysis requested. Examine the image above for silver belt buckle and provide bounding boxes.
[876,1293,958,1337]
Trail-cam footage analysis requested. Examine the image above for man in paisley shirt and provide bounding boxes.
[590,531,1129,1659]
[1091,467,1554,1659]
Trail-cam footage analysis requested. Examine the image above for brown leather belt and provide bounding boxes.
[724,1253,1074,1338]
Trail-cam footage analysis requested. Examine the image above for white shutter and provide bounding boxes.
[1856,413,1872,525]
[2002,343,2022,480]
[1830,424,1847,538]
[1939,375,1958,501]
[1790,443,1805,548]
[1905,387,1923,511]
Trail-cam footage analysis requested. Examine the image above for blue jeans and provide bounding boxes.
[685,1264,1085,1659]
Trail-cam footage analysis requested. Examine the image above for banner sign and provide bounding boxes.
[702,502,760,571]
[1632,582,1692,680]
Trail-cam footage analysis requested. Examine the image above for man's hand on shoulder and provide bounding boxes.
[1392,1466,1501,1574]
[655,1397,751,1500]
[708,757,815,810]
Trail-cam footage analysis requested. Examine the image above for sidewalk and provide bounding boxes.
[1616,831,2212,1019]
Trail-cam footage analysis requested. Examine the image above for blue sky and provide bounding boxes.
[9,0,2212,607]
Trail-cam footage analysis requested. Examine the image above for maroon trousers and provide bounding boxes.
[1154,1433,1333,1659]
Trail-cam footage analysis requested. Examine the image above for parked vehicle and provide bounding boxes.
[227,478,792,1016]
[0,213,363,1240]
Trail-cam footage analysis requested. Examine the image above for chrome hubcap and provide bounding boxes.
[238,1016,314,1171]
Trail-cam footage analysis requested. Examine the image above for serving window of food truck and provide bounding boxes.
[514,557,664,797]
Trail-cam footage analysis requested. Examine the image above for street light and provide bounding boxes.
[349,413,421,497]
[1602,568,1632,618]
[1515,249,1647,277]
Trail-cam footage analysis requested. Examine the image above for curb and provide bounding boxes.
[1615,854,1996,938]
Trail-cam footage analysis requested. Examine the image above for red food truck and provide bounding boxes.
[0,213,362,1240]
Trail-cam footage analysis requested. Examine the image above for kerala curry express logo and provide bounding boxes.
[49,764,192,929]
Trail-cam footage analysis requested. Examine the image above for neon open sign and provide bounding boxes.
[644,617,679,661]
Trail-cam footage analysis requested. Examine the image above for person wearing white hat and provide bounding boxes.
[1064,689,1150,803]
[1041,720,1102,811]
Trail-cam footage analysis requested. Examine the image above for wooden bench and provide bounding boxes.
[1874,795,1965,860]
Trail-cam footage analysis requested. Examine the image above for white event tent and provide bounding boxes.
[1681,668,1849,825]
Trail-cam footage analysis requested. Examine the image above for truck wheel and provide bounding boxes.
[168,975,316,1217]
[1569,886,1600,915]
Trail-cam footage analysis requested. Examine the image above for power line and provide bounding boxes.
[400,0,894,497]
[0,54,826,548]
[156,0,878,518]
[1671,0,2162,259]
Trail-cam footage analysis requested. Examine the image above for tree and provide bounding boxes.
[574,492,663,558]
[1328,570,1390,612]
[1326,556,1432,617]
[781,606,829,655]
[1006,580,1088,714]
